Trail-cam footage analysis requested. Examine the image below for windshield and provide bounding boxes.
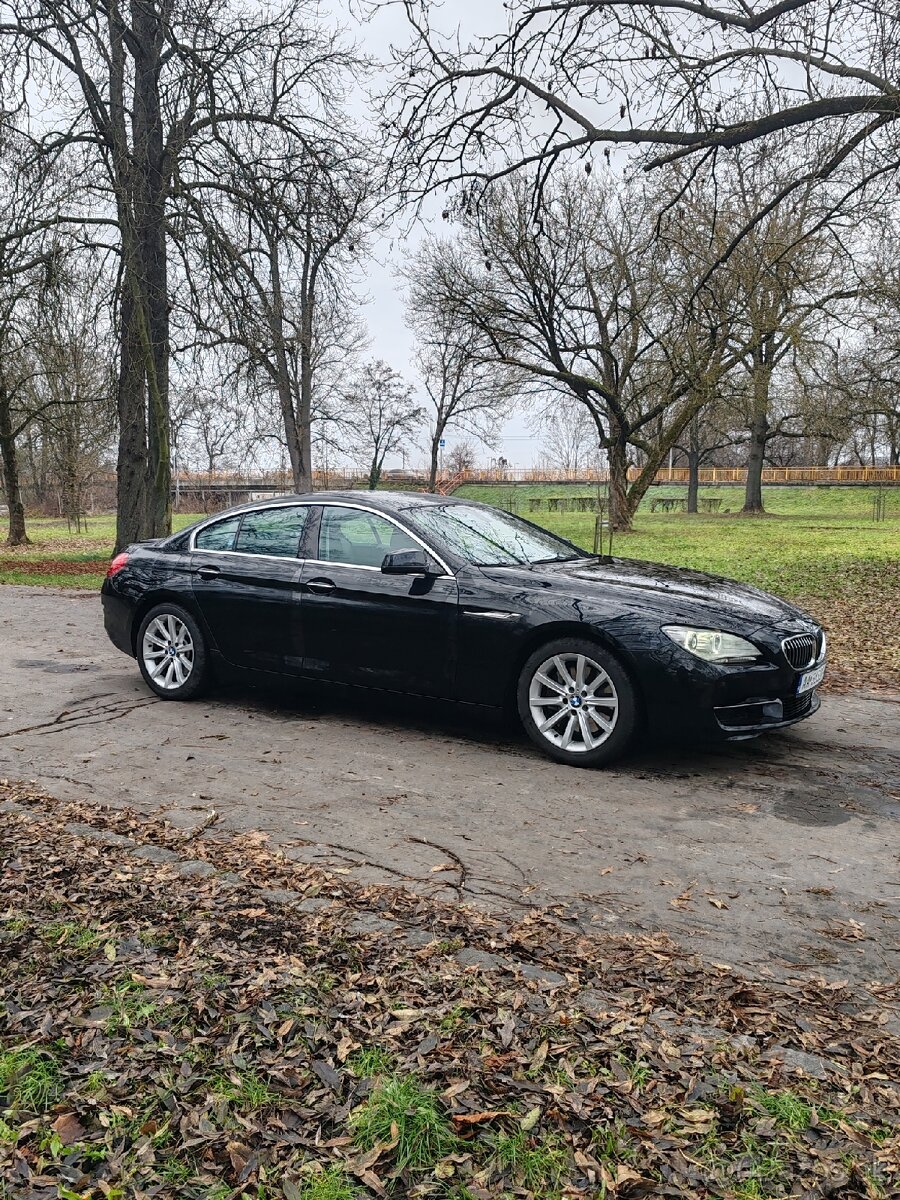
[407,504,584,567]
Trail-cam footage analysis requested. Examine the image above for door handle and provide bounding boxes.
[305,577,336,594]
[196,565,221,580]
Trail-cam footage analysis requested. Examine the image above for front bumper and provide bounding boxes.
[632,632,826,742]
[712,688,821,738]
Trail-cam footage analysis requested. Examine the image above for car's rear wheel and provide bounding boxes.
[137,603,208,700]
[517,637,637,766]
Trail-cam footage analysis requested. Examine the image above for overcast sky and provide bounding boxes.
[337,0,543,468]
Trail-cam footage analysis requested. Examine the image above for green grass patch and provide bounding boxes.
[752,1087,813,1132]
[101,980,160,1035]
[0,1047,62,1113]
[292,1166,357,1200]
[592,1117,637,1165]
[492,1128,568,1193]
[347,1046,393,1078]
[38,920,102,950]
[350,1074,457,1171]
[0,512,203,589]
[210,1069,276,1111]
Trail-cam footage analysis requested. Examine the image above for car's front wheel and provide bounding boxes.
[137,603,209,700]
[517,637,637,766]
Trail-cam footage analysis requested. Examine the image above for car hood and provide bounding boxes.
[481,556,815,632]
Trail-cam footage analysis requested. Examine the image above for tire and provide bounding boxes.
[516,637,638,767]
[136,602,209,700]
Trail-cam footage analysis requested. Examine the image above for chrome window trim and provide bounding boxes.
[192,548,307,566]
[313,501,454,576]
[305,557,379,574]
[186,498,454,577]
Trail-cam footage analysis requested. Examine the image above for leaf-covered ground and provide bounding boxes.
[1,782,898,1200]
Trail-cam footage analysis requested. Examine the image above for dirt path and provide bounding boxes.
[1,585,898,984]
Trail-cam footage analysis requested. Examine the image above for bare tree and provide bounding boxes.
[713,169,854,511]
[445,439,478,476]
[386,1,900,227]
[408,252,519,489]
[184,136,373,493]
[174,384,251,476]
[2,0,360,549]
[340,360,424,489]
[534,402,597,473]
[413,171,744,530]
[30,273,115,529]
[0,129,71,545]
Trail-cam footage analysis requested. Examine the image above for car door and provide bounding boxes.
[299,504,459,696]
[190,505,310,672]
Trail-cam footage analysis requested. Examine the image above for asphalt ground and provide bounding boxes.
[1,585,898,985]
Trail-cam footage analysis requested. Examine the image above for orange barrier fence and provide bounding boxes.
[439,465,900,486]
[170,465,900,491]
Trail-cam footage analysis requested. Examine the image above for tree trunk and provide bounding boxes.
[742,356,771,514]
[428,430,442,491]
[115,285,149,552]
[742,413,768,512]
[368,454,381,490]
[297,305,314,493]
[687,448,700,514]
[294,222,316,494]
[112,0,171,551]
[607,425,632,532]
[0,386,29,546]
[268,238,305,492]
[686,411,702,514]
[133,0,170,541]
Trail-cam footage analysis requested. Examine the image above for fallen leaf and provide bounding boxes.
[452,1110,509,1127]
[51,1113,86,1145]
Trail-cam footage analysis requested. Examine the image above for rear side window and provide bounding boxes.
[194,515,241,551]
[235,506,309,558]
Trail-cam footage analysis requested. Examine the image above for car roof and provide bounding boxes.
[198,490,471,519]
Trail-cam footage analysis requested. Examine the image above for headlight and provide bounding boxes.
[662,625,762,663]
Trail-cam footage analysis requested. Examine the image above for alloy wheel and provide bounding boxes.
[141,613,195,691]
[528,651,619,753]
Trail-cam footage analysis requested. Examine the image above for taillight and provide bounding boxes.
[107,552,129,578]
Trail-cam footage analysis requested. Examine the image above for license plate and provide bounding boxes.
[797,662,826,694]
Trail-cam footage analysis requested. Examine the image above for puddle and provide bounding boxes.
[771,787,853,826]
[14,659,91,674]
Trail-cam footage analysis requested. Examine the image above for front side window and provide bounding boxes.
[235,506,309,557]
[194,514,241,551]
[318,506,419,568]
[407,504,582,567]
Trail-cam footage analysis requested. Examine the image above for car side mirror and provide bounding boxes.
[381,548,431,576]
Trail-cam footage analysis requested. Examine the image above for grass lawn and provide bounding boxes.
[0,514,202,590]
[3,490,899,688]
[455,481,900,518]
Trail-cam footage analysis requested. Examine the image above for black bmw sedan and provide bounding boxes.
[102,491,826,766]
